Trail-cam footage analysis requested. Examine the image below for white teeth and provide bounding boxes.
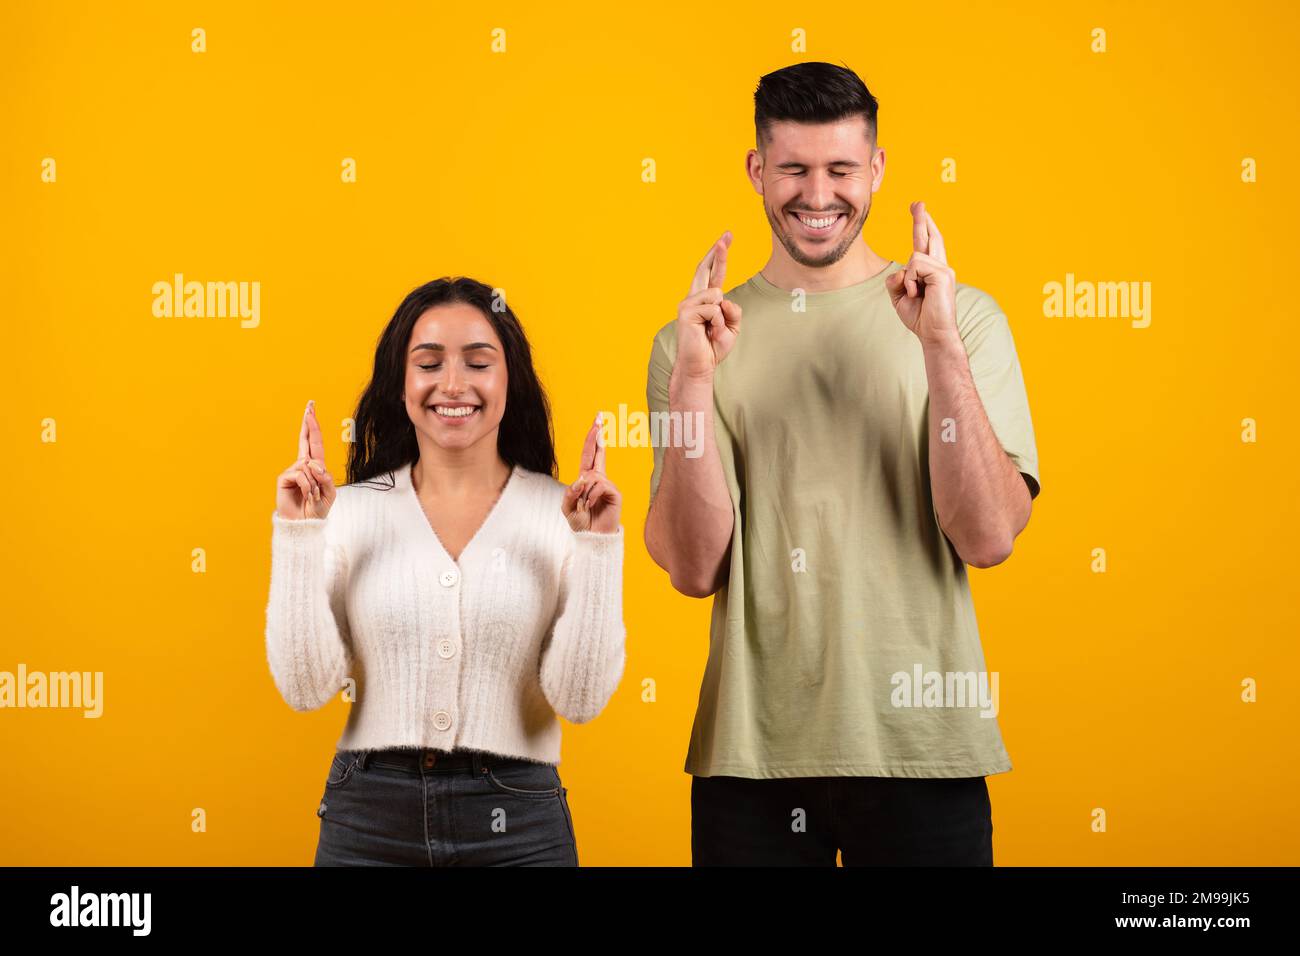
[433,406,477,418]
[797,214,840,229]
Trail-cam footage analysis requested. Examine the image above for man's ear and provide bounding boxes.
[745,148,763,195]
[871,145,886,194]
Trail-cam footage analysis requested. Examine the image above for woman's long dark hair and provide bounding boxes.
[345,277,557,489]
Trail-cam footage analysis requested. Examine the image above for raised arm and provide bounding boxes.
[644,232,740,598]
[541,415,627,723]
[886,203,1035,567]
[264,400,353,711]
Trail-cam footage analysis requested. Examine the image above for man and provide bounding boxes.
[644,61,1040,866]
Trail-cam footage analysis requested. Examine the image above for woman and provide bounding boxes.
[265,276,625,866]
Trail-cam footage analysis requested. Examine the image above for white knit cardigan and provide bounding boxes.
[264,461,626,764]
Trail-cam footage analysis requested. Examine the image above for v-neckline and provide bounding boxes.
[402,460,520,567]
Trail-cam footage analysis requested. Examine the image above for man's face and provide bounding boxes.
[747,117,884,268]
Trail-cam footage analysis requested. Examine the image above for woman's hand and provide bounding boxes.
[562,413,621,534]
[276,400,337,520]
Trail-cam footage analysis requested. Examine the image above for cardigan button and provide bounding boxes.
[439,568,459,587]
[433,710,452,731]
[437,639,456,659]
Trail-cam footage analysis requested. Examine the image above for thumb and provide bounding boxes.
[307,459,335,494]
[885,271,905,304]
[720,298,742,333]
[561,475,585,516]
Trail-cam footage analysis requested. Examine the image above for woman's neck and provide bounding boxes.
[412,443,511,499]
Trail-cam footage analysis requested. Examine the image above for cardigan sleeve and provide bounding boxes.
[539,526,627,724]
[264,510,354,712]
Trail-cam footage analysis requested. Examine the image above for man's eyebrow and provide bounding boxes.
[775,159,862,169]
[409,342,500,354]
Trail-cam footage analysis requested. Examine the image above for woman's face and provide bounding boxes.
[403,302,508,455]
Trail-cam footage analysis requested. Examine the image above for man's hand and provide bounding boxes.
[886,201,960,348]
[673,231,743,384]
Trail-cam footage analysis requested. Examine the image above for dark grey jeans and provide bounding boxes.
[313,747,579,866]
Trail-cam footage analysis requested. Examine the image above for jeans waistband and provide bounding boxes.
[344,747,550,776]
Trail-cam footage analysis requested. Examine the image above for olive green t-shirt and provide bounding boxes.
[647,260,1040,779]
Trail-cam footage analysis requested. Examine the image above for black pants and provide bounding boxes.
[691,773,993,866]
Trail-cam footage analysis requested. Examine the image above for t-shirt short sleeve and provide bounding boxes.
[646,323,677,500]
[956,287,1041,500]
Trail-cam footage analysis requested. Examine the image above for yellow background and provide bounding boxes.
[3,0,1297,865]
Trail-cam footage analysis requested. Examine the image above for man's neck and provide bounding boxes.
[759,240,893,293]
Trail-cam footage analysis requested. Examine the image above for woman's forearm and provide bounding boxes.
[539,527,627,724]
[265,513,353,712]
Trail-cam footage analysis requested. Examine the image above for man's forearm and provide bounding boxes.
[922,333,1031,568]
[645,373,734,597]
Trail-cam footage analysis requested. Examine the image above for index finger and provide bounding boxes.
[305,401,326,463]
[689,231,732,296]
[911,201,928,254]
[923,209,947,264]
[298,402,311,460]
[593,412,605,473]
[579,417,599,474]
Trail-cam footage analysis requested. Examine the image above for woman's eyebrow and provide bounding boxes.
[409,342,499,353]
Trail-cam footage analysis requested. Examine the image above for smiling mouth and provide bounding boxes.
[790,211,845,235]
[430,404,480,420]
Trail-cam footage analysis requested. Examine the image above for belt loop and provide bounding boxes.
[475,750,487,778]
[356,750,370,770]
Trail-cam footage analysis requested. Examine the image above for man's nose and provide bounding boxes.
[805,171,837,211]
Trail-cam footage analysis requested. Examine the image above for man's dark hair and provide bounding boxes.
[754,61,879,148]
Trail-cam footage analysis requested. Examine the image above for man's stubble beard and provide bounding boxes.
[765,196,871,268]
